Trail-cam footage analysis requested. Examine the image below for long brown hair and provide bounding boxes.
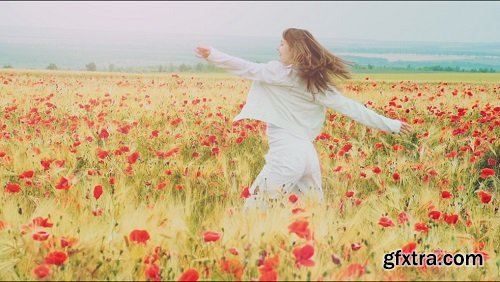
[283,28,352,95]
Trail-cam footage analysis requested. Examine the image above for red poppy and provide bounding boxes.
[445,151,458,158]
[211,147,220,156]
[487,158,497,166]
[41,159,53,171]
[477,190,492,204]
[19,170,34,179]
[258,254,279,281]
[33,264,51,279]
[118,125,132,134]
[480,168,495,179]
[203,231,220,242]
[443,213,459,224]
[351,243,361,251]
[93,185,103,200]
[98,128,109,140]
[259,268,277,281]
[96,148,109,159]
[116,146,129,153]
[288,194,298,203]
[398,212,410,224]
[293,244,315,267]
[292,208,305,214]
[32,217,53,228]
[345,191,355,198]
[145,263,161,282]
[422,174,430,183]
[170,117,183,126]
[178,268,199,281]
[402,242,417,253]
[459,146,471,152]
[378,216,395,227]
[156,182,167,190]
[392,172,400,182]
[129,229,150,245]
[288,220,311,240]
[441,190,453,199]
[372,166,382,174]
[240,187,251,198]
[316,132,331,141]
[414,222,429,233]
[342,143,352,152]
[5,182,21,193]
[60,236,78,248]
[128,151,140,165]
[156,148,180,158]
[428,210,441,220]
[55,176,70,190]
[393,144,404,151]
[32,230,50,241]
[44,251,67,266]
[229,247,239,256]
[219,258,244,280]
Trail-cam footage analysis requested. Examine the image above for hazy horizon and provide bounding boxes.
[2,26,499,72]
[1,1,500,72]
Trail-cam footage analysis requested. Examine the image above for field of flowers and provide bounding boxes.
[0,69,498,281]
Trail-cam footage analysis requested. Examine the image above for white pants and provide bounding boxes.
[244,123,323,209]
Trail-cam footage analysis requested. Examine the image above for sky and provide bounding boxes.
[0,1,499,43]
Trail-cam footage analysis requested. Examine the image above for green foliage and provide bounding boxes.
[352,64,497,74]
[47,63,58,70]
[86,62,97,71]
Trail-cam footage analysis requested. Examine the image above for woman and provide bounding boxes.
[195,28,411,209]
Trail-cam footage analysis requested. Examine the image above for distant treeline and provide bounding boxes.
[352,64,497,73]
[2,62,496,74]
[99,63,227,73]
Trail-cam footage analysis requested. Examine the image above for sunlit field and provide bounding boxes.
[0,69,498,281]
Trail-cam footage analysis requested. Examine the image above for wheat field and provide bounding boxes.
[0,69,498,281]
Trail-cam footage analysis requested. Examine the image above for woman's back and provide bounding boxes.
[195,27,410,209]
[205,47,401,141]
[233,61,327,141]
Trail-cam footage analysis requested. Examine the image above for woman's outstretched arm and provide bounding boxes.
[316,87,412,134]
[195,46,293,86]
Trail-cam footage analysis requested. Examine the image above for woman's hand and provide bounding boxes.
[400,122,412,135]
[195,46,211,59]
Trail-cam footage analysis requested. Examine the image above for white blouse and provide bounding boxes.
[205,47,402,141]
